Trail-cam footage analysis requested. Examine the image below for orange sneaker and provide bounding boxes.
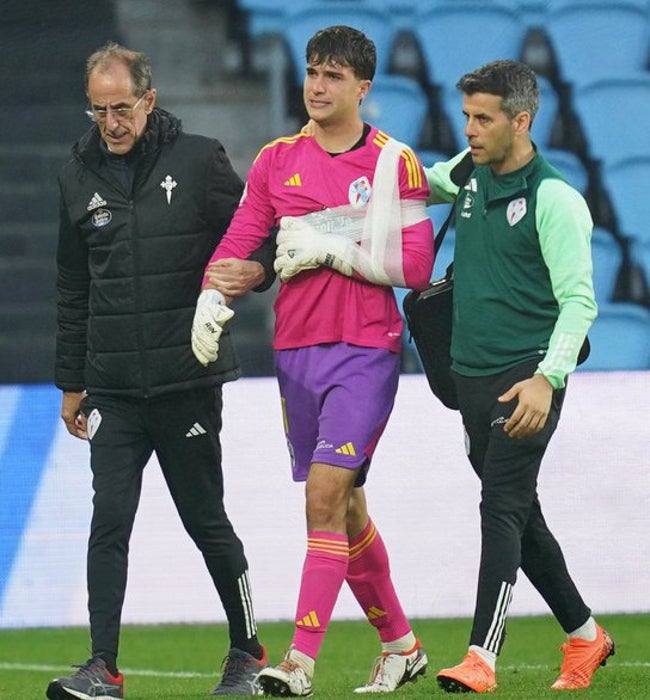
[437,651,497,694]
[551,624,615,690]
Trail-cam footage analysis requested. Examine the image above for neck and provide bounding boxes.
[492,142,535,176]
[313,119,365,154]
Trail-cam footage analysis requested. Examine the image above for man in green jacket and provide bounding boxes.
[425,60,613,694]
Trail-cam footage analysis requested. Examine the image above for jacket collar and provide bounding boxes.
[72,108,183,170]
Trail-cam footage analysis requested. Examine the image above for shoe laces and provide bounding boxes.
[557,638,603,681]
[71,658,114,680]
[366,651,407,688]
[368,657,391,687]
[219,651,258,688]
[464,652,494,680]
[277,657,304,675]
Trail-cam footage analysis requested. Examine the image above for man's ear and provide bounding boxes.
[145,88,157,114]
[514,110,532,135]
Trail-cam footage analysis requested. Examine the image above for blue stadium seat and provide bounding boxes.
[361,75,429,147]
[371,0,417,30]
[438,86,465,151]
[417,149,452,168]
[591,227,623,304]
[411,2,526,90]
[578,302,650,371]
[282,3,395,85]
[573,75,650,167]
[544,148,589,194]
[238,0,296,38]
[514,0,549,26]
[633,239,650,290]
[545,0,649,87]
[531,76,560,149]
[601,156,650,246]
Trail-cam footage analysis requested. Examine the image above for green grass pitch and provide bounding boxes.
[0,614,647,699]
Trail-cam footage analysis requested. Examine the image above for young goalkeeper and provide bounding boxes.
[191,24,434,697]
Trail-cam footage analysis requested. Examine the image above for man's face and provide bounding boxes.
[303,60,370,127]
[87,61,155,155]
[462,92,520,174]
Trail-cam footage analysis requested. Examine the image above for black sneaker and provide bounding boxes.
[46,657,124,699]
[211,647,268,696]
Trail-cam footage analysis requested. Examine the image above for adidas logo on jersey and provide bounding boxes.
[185,422,207,437]
[87,192,107,211]
[284,173,302,186]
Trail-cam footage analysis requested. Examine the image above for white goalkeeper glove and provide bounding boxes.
[274,215,354,281]
[191,289,235,367]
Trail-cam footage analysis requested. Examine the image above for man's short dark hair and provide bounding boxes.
[457,59,539,123]
[305,25,376,80]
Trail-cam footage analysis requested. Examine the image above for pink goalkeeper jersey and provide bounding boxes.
[207,126,434,353]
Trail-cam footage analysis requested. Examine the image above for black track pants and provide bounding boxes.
[82,387,259,662]
[454,360,591,654]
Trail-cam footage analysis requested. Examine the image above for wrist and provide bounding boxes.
[534,368,562,390]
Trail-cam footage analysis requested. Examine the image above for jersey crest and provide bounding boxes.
[348,176,372,207]
[507,197,527,226]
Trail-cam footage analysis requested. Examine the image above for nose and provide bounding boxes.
[464,116,477,138]
[104,109,121,128]
[310,74,326,93]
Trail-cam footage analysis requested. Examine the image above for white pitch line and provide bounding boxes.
[500,661,650,670]
[0,662,215,678]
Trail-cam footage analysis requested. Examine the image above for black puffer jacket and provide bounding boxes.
[55,108,268,397]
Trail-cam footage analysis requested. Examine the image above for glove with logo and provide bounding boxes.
[191,289,235,367]
[274,216,354,281]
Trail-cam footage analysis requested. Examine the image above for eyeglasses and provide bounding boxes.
[85,93,147,123]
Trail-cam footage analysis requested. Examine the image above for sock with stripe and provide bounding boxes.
[292,531,349,660]
[346,519,412,645]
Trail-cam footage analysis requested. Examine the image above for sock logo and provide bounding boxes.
[296,610,320,628]
[365,606,387,620]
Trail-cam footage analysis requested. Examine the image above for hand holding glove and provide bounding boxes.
[191,289,235,367]
[274,215,354,281]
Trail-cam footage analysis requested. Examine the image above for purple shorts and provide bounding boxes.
[274,343,400,484]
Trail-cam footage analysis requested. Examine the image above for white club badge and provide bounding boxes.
[348,176,371,208]
[506,197,527,226]
[160,175,177,204]
[87,408,102,440]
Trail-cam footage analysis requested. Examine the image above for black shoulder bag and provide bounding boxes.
[402,205,459,410]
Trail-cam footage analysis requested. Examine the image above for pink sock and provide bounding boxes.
[292,531,349,660]
[346,519,411,642]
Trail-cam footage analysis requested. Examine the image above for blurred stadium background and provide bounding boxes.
[1,0,649,381]
[0,0,648,632]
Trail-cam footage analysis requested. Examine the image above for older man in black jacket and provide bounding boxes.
[48,42,273,700]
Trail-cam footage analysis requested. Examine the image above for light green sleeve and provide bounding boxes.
[423,149,470,204]
[535,178,598,389]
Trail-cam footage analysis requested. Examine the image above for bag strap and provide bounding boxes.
[433,151,474,257]
[434,204,455,256]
